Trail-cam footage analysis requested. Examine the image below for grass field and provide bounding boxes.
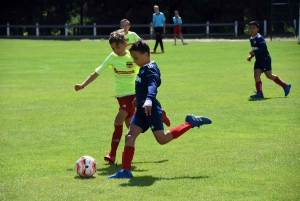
[0,38,299,201]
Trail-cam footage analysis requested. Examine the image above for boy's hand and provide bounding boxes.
[132,98,137,107]
[249,50,254,56]
[247,55,253,62]
[74,84,84,91]
[142,105,152,116]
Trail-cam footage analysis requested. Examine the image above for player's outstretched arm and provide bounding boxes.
[74,72,99,91]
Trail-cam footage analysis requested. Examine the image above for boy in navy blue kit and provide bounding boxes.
[108,39,212,178]
[247,21,291,98]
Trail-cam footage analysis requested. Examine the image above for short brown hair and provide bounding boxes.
[249,21,259,28]
[109,29,126,45]
[129,39,150,56]
[120,19,130,25]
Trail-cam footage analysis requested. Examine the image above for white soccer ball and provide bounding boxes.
[75,156,97,177]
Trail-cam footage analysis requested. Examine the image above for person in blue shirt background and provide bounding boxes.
[151,5,166,54]
[247,21,291,99]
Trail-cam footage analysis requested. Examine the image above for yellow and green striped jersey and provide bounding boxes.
[95,50,139,97]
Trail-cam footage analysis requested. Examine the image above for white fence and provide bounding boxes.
[1,21,239,39]
[0,19,298,39]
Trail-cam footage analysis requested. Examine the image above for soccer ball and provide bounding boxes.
[75,156,97,177]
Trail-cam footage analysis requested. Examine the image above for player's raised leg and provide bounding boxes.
[264,71,291,97]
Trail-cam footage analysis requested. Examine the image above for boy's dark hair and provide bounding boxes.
[129,39,150,56]
[249,21,259,28]
[109,29,126,45]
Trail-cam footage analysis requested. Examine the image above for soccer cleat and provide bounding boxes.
[283,84,291,97]
[150,50,156,54]
[104,153,116,163]
[250,92,264,99]
[107,168,133,179]
[161,50,165,53]
[162,109,171,127]
[185,114,212,128]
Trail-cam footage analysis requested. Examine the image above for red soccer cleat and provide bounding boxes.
[162,109,171,127]
[104,152,116,163]
[150,50,156,54]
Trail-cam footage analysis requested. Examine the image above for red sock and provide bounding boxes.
[110,125,123,156]
[274,76,286,87]
[256,81,262,93]
[122,146,135,170]
[169,122,192,139]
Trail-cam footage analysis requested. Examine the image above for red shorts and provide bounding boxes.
[117,94,136,119]
[173,25,182,35]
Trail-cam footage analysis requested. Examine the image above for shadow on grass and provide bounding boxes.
[97,159,169,176]
[96,159,208,186]
[73,175,97,180]
[248,96,288,101]
[248,98,271,101]
[119,175,209,187]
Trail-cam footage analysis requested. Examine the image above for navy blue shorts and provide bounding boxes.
[254,57,272,72]
[130,104,164,133]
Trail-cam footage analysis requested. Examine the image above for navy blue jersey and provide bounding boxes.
[250,33,270,61]
[135,61,161,108]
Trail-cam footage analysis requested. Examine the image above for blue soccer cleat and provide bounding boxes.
[185,114,212,128]
[250,92,264,99]
[107,169,133,179]
[283,84,291,97]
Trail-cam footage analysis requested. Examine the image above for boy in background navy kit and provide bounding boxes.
[108,39,212,178]
[247,21,291,98]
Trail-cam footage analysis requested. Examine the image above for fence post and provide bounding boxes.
[93,23,96,36]
[7,23,10,36]
[206,21,209,37]
[150,22,153,38]
[36,23,39,36]
[234,21,238,37]
[293,19,296,35]
[264,20,267,36]
[65,23,68,36]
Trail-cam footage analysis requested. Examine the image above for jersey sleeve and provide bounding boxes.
[145,66,160,102]
[95,53,113,74]
[162,13,166,21]
[133,32,140,40]
[178,17,182,24]
[254,38,268,56]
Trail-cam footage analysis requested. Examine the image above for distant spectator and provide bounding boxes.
[151,5,166,54]
[173,10,187,46]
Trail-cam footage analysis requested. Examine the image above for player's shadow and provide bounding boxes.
[119,175,209,187]
[97,159,169,176]
[97,159,208,186]
[248,98,271,101]
[248,96,288,101]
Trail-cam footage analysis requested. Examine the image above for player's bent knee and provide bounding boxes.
[155,138,168,145]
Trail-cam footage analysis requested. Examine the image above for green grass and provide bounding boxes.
[0,38,299,201]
